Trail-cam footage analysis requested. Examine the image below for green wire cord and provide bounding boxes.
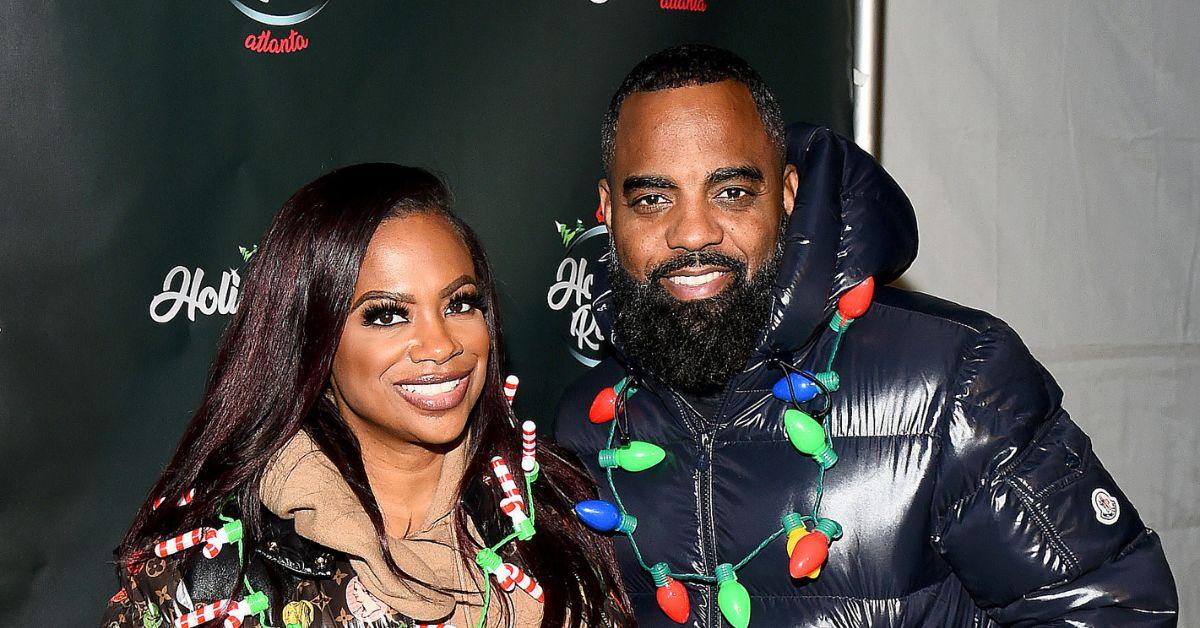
[474,471,538,628]
[604,324,849,584]
[216,509,275,627]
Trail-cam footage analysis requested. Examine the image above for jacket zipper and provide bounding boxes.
[697,430,717,627]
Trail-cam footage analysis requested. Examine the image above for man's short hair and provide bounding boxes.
[601,44,787,175]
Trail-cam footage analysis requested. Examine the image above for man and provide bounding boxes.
[554,44,1177,627]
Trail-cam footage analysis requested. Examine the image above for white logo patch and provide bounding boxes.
[1091,488,1120,525]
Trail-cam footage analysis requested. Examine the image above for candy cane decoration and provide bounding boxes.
[503,375,519,405]
[505,563,544,603]
[155,521,242,560]
[201,521,243,559]
[155,527,212,558]
[490,456,525,514]
[500,497,529,528]
[488,559,517,592]
[520,420,537,474]
[153,488,195,510]
[177,591,266,628]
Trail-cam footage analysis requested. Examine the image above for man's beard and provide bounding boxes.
[608,228,785,396]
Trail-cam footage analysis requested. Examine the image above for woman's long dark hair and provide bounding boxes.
[117,164,633,627]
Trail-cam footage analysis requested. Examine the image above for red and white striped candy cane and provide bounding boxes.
[155,527,215,558]
[153,488,195,510]
[201,525,237,559]
[520,420,537,473]
[503,375,519,405]
[175,598,235,628]
[500,496,529,527]
[490,456,524,502]
[505,563,545,604]
[486,558,516,592]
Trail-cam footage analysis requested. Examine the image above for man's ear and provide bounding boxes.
[598,178,613,228]
[782,163,799,217]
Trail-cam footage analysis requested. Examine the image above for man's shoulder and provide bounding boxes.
[868,285,1058,405]
[872,285,1061,432]
[551,358,627,450]
[872,285,1006,338]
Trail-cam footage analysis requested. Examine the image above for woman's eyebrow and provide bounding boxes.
[350,290,415,310]
[440,275,478,298]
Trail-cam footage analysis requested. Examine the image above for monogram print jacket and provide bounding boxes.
[101,510,431,628]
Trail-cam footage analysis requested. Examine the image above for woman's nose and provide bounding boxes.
[409,317,463,364]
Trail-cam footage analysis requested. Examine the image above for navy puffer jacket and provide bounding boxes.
[553,123,1178,627]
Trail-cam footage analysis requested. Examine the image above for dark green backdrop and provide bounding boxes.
[0,1,851,622]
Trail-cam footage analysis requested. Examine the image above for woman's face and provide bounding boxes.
[330,212,490,449]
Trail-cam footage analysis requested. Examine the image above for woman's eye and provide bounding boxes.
[370,312,406,326]
[363,305,409,327]
[447,301,474,315]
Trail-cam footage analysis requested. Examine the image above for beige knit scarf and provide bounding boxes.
[259,430,543,627]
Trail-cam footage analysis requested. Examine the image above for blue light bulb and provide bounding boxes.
[772,372,820,403]
[575,499,637,534]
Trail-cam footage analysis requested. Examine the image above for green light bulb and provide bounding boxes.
[715,563,750,628]
[784,409,837,469]
[598,440,665,472]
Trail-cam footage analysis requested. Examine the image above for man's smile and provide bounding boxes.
[660,264,733,300]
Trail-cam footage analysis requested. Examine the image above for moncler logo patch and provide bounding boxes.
[1091,487,1120,525]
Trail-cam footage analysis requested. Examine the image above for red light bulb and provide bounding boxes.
[650,563,689,623]
[788,530,829,578]
[788,518,841,579]
[589,386,617,423]
[837,276,875,319]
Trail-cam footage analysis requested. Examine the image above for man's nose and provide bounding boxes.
[664,197,723,252]
[409,317,463,364]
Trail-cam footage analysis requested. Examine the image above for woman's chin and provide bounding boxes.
[409,415,471,448]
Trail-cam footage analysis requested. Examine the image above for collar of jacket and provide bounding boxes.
[254,506,339,577]
[592,123,919,375]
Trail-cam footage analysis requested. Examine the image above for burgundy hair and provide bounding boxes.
[116,163,633,627]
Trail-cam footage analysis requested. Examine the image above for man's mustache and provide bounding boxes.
[646,251,748,284]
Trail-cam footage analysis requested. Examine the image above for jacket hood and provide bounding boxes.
[592,123,918,361]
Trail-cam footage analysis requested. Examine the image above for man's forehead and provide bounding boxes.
[612,80,774,176]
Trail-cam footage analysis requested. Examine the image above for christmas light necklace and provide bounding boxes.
[575,277,876,627]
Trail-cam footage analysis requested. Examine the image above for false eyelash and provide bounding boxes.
[448,290,488,313]
[361,300,409,326]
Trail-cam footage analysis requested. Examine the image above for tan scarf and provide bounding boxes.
[259,431,544,627]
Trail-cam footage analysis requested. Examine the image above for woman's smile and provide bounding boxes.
[393,370,472,411]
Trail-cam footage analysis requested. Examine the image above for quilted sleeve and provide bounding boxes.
[932,322,1178,626]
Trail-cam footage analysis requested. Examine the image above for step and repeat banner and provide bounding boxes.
[0,1,851,621]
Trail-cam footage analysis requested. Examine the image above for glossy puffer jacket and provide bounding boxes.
[553,123,1178,627]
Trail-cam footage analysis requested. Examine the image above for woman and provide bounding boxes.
[102,164,633,627]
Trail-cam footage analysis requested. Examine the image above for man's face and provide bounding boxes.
[600,80,799,393]
[600,80,798,297]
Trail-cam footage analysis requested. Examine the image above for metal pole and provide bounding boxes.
[853,0,883,157]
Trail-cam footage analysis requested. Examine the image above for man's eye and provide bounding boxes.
[632,194,668,207]
[717,188,751,200]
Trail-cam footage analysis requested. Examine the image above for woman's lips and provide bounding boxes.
[394,373,471,411]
